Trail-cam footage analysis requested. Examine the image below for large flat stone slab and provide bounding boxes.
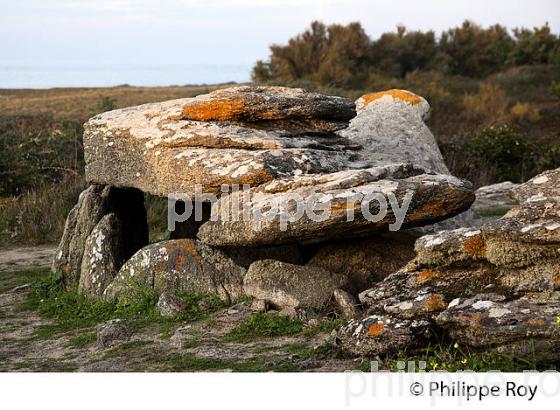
[84,87,357,197]
[197,164,474,246]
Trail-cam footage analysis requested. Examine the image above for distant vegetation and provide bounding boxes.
[254,20,560,186]
[253,20,560,87]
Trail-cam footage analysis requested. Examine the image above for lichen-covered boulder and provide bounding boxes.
[53,185,149,291]
[178,85,356,130]
[96,319,133,348]
[197,163,474,246]
[436,292,560,362]
[340,89,449,174]
[337,315,431,357]
[103,239,300,304]
[104,239,247,303]
[79,213,124,298]
[83,86,357,198]
[243,259,347,309]
[338,167,560,361]
[52,185,112,287]
[306,232,416,292]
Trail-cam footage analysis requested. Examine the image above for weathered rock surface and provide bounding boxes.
[83,86,474,248]
[53,185,149,291]
[103,238,301,304]
[84,86,357,198]
[178,85,356,130]
[104,239,247,303]
[307,233,417,292]
[472,181,518,214]
[332,289,361,318]
[338,168,560,361]
[198,163,474,246]
[96,319,133,348]
[341,89,449,174]
[78,213,123,298]
[157,291,186,317]
[415,181,519,234]
[243,260,347,309]
[52,185,112,287]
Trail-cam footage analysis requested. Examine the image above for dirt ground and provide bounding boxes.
[0,248,362,372]
[0,246,56,272]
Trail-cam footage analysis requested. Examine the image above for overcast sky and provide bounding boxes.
[1,0,558,85]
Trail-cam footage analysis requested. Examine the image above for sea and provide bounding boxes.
[0,63,252,89]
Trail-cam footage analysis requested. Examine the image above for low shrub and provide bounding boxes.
[0,176,85,245]
[441,125,560,186]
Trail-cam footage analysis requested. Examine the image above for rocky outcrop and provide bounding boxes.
[53,185,148,291]
[59,86,476,309]
[78,213,124,298]
[197,164,474,246]
[83,86,357,198]
[52,185,112,287]
[338,168,560,361]
[243,260,347,309]
[472,181,518,215]
[103,239,302,304]
[306,233,416,292]
[342,89,449,174]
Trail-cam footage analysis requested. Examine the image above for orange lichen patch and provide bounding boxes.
[406,199,447,222]
[459,314,481,334]
[415,270,442,285]
[368,323,385,336]
[552,275,560,290]
[525,291,536,298]
[166,240,201,265]
[527,319,546,326]
[360,89,423,107]
[463,236,487,258]
[424,295,448,312]
[180,99,247,122]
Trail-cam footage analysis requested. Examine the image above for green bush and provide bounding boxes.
[441,126,560,186]
[253,20,560,85]
[0,115,84,196]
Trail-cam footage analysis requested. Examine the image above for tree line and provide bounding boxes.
[252,20,560,88]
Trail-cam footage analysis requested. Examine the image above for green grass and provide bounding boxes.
[303,317,343,338]
[284,343,339,360]
[224,312,304,343]
[0,267,50,294]
[68,331,97,348]
[477,207,512,218]
[383,342,551,372]
[182,339,201,349]
[19,270,229,340]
